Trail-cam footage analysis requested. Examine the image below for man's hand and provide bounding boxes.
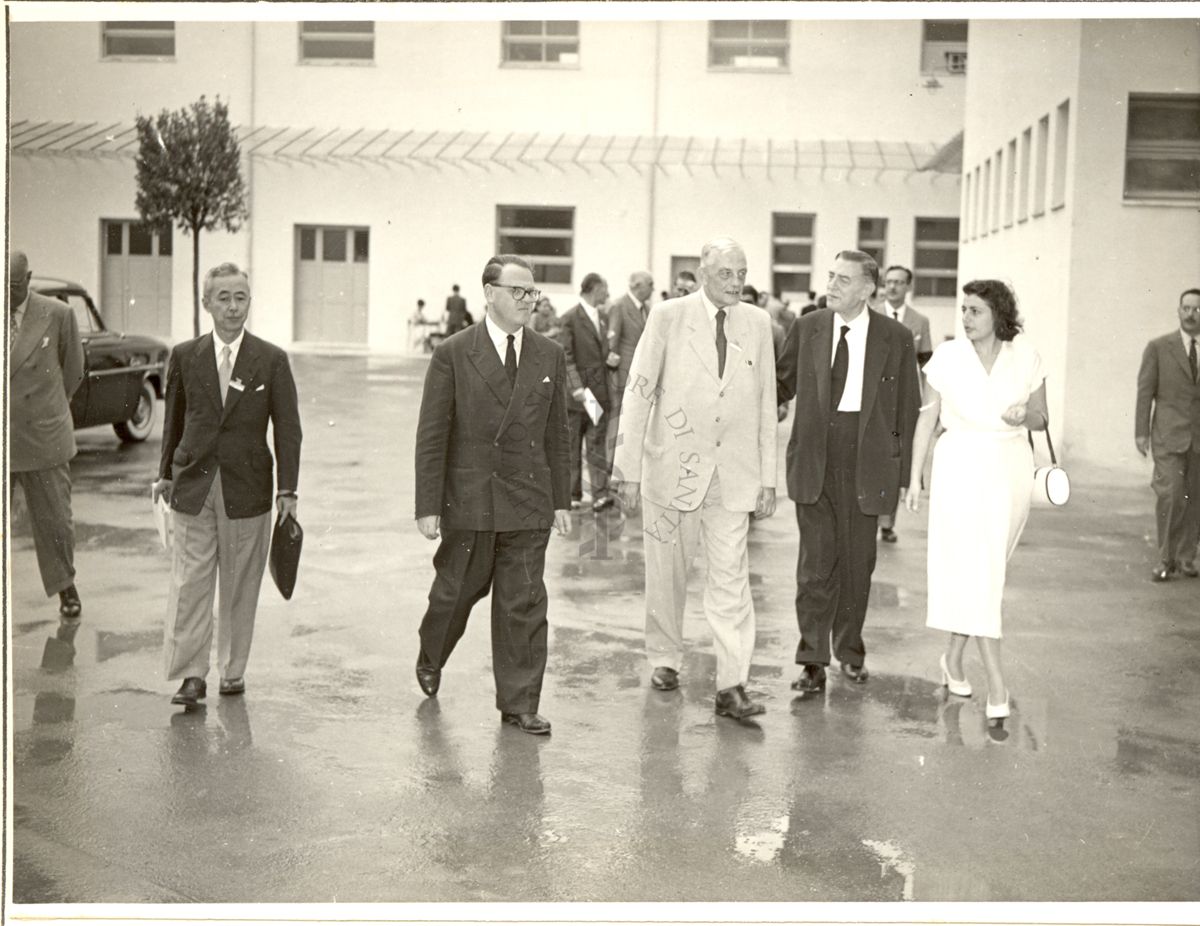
[753,487,777,520]
[417,515,441,540]
[904,485,921,513]
[553,509,571,536]
[276,495,298,523]
[572,387,586,401]
[613,479,640,513]
[1136,435,1150,458]
[151,478,172,505]
[1001,402,1027,426]
[605,351,621,369]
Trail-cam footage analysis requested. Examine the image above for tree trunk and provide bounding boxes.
[191,226,201,337]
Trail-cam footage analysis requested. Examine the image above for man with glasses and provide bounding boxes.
[152,263,302,708]
[1136,288,1200,581]
[413,254,571,734]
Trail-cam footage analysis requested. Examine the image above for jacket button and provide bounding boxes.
[716,440,722,447]
[715,417,721,423]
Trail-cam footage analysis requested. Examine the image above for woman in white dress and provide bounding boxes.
[904,280,1048,721]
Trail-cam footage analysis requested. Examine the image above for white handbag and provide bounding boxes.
[1029,418,1070,507]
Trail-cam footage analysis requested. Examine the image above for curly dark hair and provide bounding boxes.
[962,279,1023,341]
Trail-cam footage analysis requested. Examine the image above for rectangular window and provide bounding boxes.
[1124,94,1200,201]
[502,22,579,66]
[105,221,124,256]
[1018,127,1032,222]
[992,147,1004,233]
[353,230,370,263]
[972,165,982,239]
[299,22,374,62]
[128,224,155,256]
[981,158,991,236]
[1004,138,1018,227]
[299,228,317,261]
[102,21,175,58]
[322,228,348,262]
[708,20,789,70]
[1034,114,1050,217]
[913,218,959,299]
[921,20,967,75]
[857,218,888,267]
[961,173,973,242]
[1052,99,1070,209]
[771,212,815,299]
[496,206,574,285]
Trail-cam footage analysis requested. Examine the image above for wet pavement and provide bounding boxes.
[7,352,1199,904]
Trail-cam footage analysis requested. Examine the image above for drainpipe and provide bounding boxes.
[646,20,661,273]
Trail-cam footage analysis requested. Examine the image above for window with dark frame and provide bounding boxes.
[299,21,375,62]
[770,212,815,299]
[496,206,575,285]
[857,218,888,267]
[913,218,959,299]
[501,22,579,65]
[920,20,967,75]
[102,22,175,58]
[708,20,789,69]
[1124,94,1199,202]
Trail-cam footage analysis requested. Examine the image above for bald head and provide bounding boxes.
[628,270,654,302]
[698,237,747,309]
[9,250,32,307]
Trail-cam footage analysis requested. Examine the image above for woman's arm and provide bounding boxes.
[904,386,942,512]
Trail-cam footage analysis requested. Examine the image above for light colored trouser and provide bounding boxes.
[163,473,271,681]
[12,463,75,596]
[641,471,755,691]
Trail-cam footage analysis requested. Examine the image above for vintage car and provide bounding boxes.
[30,277,170,443]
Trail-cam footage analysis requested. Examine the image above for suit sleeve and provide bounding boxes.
[559,315,584,395]
[1135,340,1157,442]
[757,315,778,489]
[270,350,303,493]
[546,346,572,511]
[776,316,800,405]
[158,346,186,481]
[612,309,666,484]
[916,316,933,367]
[58,304,85,399]
[415,344,455,519]
[896,330,921,489]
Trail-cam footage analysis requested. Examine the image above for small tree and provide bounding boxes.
[135,96,249,337]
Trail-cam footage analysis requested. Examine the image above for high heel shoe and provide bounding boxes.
[939,654,972,697]
[985,694,1010,720]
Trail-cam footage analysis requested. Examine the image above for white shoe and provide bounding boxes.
[939,653,972,697]
[985,694,1010,720]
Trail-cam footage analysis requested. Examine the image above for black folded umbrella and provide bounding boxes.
[269,514,303,600]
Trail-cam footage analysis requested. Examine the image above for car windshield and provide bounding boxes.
[50,292,100,335]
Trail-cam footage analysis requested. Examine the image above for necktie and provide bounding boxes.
[641,303,648,322]
[9,311,18,340]
[218,345,232,403]
[831,325,850,409]
[891,308,899,321]
[715,308,727,378]
[1190,337,1198,383]
[505,333,517,385]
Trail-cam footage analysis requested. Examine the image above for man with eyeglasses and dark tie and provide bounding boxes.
[152,263,302,708]
[413,254,572,734]
[1136,287,1200,581]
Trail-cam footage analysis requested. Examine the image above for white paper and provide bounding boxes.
[582,387,604,426]
[152,492,173,550]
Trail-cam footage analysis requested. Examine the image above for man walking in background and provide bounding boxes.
[606,270,654,470]
[444,283,471,335]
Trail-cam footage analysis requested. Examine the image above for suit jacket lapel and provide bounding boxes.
[808,312,832,412]
[686,296,721,383]
[221,334,260,422]
[1169,335,1194,383]
[495,327,545,441]
[9,299,52,375]
[721,304,752,386]
[860,312,888,425]
[468,322,514,408]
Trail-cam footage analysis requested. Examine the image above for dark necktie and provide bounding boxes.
[641,302,648,322]
[505,333,517,385]
[831,324,850,409]
[1190,337,1198,383]
[715,308,727,378]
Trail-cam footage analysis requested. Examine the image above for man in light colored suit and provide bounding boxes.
[613,238,777,720]
[1136,287,1200,581]
[874,264,933,543]
[605,270,653,468]
[8,250,85,618]
[152,263,302,707]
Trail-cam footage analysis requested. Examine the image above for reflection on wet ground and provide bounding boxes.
[8,354,1200,903]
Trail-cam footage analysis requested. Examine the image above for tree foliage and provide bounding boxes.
[134,96,248,337]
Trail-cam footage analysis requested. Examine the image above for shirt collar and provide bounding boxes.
[699,287,732,323]
[1182,327,1198,349]
[628,290,647,311]
[884,297,909,320]
[485,312,522,350]
[835,306,871,335]
[214,328,246,365]
[15,292,31,317]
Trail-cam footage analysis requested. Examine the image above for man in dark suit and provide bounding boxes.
[444,284,470,335]
[559,272,617,512]
[605,270,653,470]
[152,263,302,707]
[777,249,920,691]
[8,249,85,618]
[414,254,572,735]
[1136,287,1200,581]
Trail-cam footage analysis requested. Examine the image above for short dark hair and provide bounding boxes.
[676,270,696,284]
[1181,288,1200,303]
[482,254,532,288]
[452,284,460,293]
[884,265,913,284]
[741,284,760,304]
[835,249,880,288]
[962,279,1023,341]
[580,272,606,296]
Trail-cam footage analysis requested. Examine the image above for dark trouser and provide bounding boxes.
[13,464,76,597]
[418,527,551,714]
[794,412,878,667]
[568,407,610,501]
[1152,445,1200,566]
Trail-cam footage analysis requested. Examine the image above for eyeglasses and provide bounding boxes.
[492,283,541,302]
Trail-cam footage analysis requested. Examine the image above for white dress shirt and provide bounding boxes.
[883,298,909,324]
[579,296,602,335]
[1180,328,1198,357]
[214,328,246,371]
[484,312,523,366]
[11,292,30,331]
[627,290,649,317]
[832,307,871,412]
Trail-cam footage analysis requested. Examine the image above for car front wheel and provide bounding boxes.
[113,378,156,443]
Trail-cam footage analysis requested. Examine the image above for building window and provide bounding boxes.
[1034,114,1050,217]
[708,21,789,70]
[981,158,992,237]
[961,173,973,242]
[921,21,967,75]
[992,147,1004,233]
[1004,138,1018,227]
[496,206,574,285]
[770,212,815,299]
[501,22,579,66]
[1124,94,1200,202]
[299,22,374,62]
[1018,127,1032,222]
[1052,99,1070,209]
[913,218,959,299]
[857,218,887,267]
[102,22,175,58]
[971,165,982,240]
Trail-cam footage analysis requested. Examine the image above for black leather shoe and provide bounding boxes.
[715,685,765,720]
[1179,561,1199,578]
[501,712,552,735]
[880,527,897,543]
[58,585,82,619]
[416,661,441,698]
[1151,562,1175,582]
[650,666,679,691]
[219,677,245,696]
[592,496,616,513]
[171,677,207,706]
[840,662,869,683]
[791,664,827,692]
